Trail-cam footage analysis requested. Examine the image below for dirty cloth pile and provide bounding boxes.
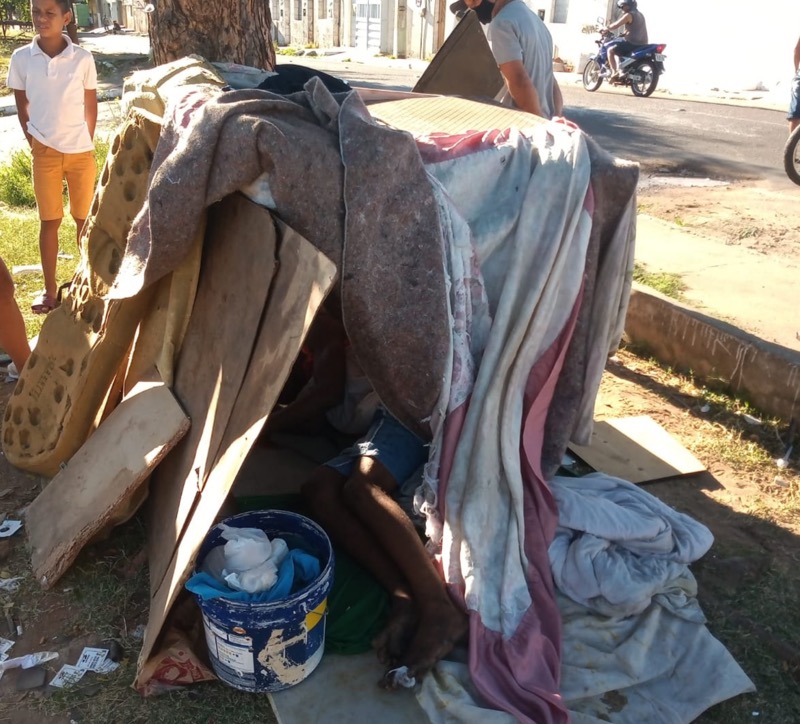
[550,473,755,723]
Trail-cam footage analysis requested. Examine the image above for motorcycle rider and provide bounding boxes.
[605,0,648,83]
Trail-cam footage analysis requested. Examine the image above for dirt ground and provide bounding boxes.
[638,180,800,259]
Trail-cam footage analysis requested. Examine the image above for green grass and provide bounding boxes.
[633,261,687,299]
[276,46,300,56]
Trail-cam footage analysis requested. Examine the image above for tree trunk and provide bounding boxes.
[149,0,275,70]
[66,1,79,44]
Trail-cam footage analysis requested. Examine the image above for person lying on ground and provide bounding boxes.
[302,406,468,688]
[0,258,32,374]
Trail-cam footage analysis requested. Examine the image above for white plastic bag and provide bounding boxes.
[219,525,290,594]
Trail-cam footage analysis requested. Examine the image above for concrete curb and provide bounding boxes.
[0,88,121,118]
[625,284,800,423]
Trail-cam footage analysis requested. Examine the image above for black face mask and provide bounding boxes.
[473,0,495,24]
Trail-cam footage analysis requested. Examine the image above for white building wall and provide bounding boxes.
[544,0,800,95]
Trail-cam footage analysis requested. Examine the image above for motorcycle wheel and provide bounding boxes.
[582,60,603,92]
[630,62,658,97]
[784,125,800,186]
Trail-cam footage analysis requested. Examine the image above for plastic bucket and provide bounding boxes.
[193,510,334,693]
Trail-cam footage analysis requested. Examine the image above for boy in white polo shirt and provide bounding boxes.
[6,0,97,314]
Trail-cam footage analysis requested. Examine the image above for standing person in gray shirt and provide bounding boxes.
[452,0,563,119]
[605,0,648,82]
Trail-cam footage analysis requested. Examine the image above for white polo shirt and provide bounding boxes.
[6,36,97,154]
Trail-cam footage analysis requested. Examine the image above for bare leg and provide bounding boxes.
[39,218,61,300]
[791,118,800,134]
[608,48,619,75]
[0,260,31,371]
[73,216,87,247]
[341,457,467,684]
[302,466,418,665]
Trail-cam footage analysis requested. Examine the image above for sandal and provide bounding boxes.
[31,291,58,315]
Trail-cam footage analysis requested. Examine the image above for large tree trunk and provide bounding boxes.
[149,0,275,70]
[66,1,79,44]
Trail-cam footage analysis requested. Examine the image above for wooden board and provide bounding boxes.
[135,216,337,691]
[146,194,278,597]
[412,10,504,100]
[568,415,706,484]
[368,95,542,136]
[26,374,189,588]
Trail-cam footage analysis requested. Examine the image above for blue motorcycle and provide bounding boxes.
[582,26,667,97]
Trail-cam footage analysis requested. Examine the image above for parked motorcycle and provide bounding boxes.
[784,125,800,186]
[582,24,667,98]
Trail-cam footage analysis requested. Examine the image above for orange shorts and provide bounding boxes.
[31,139,96,222]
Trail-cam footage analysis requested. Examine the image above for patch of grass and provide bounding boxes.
[673,216,686,226]
[21,515,279,724]
[633,261,686,299]
[0,147,36,207]
[276,46,300,56]
[35,666,279,724]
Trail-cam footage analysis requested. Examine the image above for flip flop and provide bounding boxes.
[31,291,58,315]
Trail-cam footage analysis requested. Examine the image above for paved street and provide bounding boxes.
[1,33,793,190]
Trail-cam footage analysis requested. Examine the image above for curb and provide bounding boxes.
[625,284,800,423]
[0,88,122,118]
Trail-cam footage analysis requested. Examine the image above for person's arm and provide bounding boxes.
[607,12,631,32]
[552,76,563,117]
[794,36,800,72]
[13,90,32,146]
[84,89,98,139]
[499,59,543,117]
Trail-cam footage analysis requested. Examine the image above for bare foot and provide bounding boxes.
[380,597,468,689]
[372,595,418,666]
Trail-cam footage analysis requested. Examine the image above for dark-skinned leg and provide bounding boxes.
[342,457,467,686]
[302,466,418,664]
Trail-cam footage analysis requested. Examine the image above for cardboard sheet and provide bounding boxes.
[568,415,706,484]
[26,374,189,588]
[146,194,278,596]
[135,210,336,691]
[412,11,504,100]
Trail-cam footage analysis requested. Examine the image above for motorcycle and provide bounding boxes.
[582,24,667,98]
[784,124,800,186]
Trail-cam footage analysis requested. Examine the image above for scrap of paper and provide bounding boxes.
[0,520,22,538]
[50,664,86,688]
[76,647,108,672]
[96,658,120,674]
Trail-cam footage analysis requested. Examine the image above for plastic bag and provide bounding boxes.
[219,525,289,594]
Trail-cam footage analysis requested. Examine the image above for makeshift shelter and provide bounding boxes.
[3,46,754,723]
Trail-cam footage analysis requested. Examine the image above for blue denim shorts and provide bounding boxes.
[789,71,800,121]
[325,407,428,485]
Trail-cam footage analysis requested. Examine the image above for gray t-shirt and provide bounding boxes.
[489,0,555,119]
[624,10,648,45]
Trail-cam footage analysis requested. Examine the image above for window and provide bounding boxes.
[319,0,326,19]
[295,0,302,21]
